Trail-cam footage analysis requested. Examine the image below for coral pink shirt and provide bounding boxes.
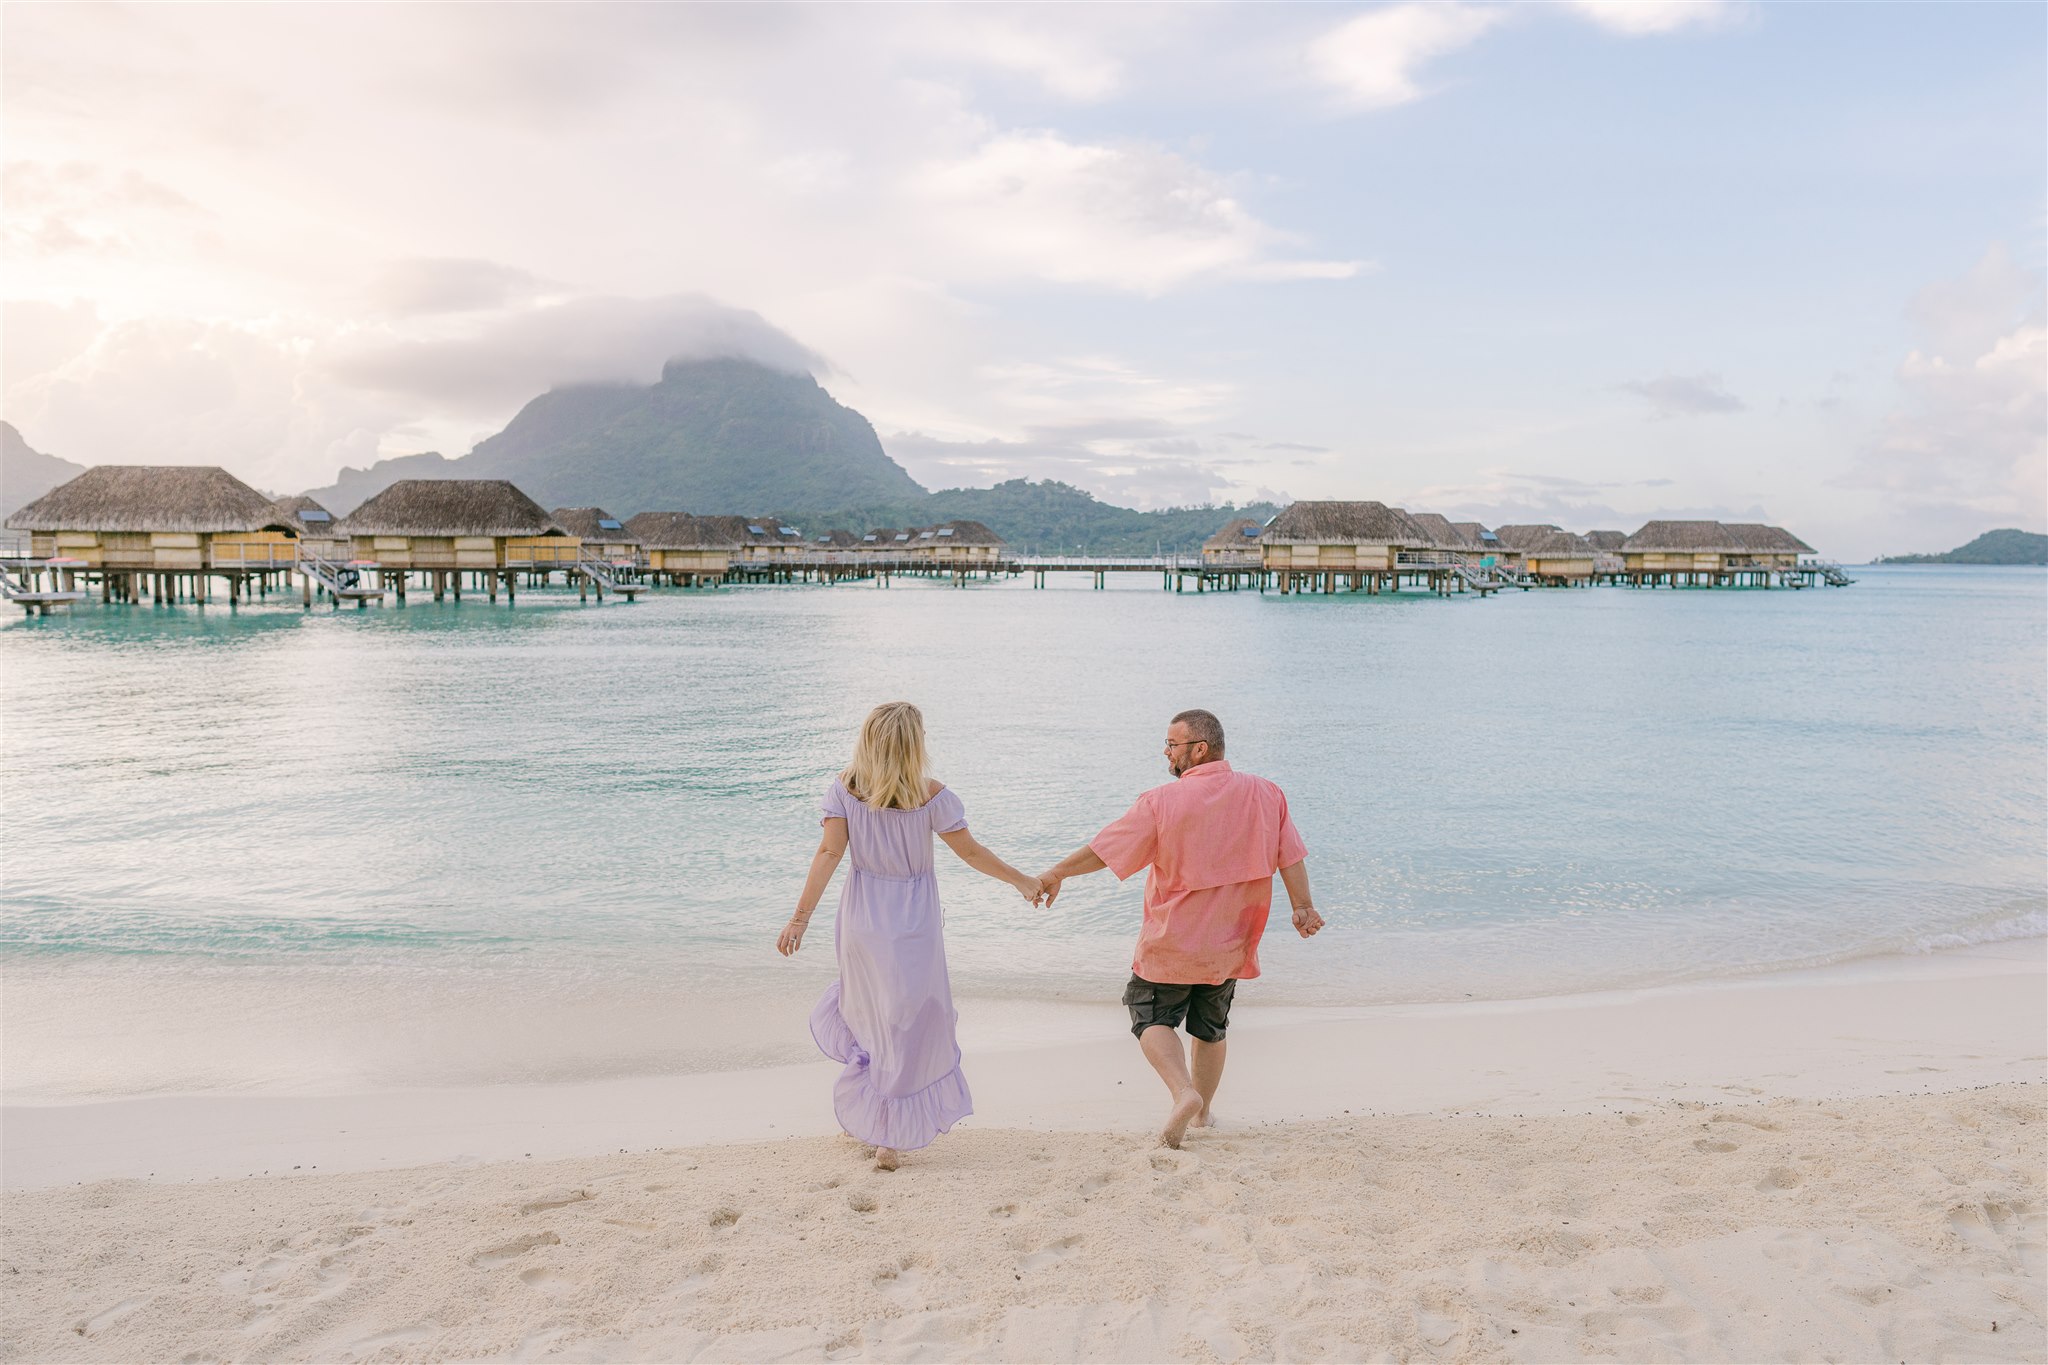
[1089,760,1308,986]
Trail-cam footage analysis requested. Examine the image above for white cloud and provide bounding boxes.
[1619,372,1746,417]
[4,318,399,492]
[1307,3,1505,111]
[1565,1,1737,36]
[1845,246,2048,543]
[325,294,824,414]
[912,132,1362,293]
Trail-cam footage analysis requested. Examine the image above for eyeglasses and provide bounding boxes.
[1163,739,1205,750]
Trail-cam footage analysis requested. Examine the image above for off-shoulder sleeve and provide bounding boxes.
[820,780,851,824]
[1090,793,1158,880]
[928,786,968,834]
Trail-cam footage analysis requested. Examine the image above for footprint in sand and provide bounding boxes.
[1693,1138,1739,1153]
[72,1297,145,1338]
[1015,1236,1081,1275]
[847,1192,878,1214]
[989,1203,1019,1219]
[470,1231,562,1268]
[518,1189,592,1215]
[345,1325,432,1354]
[1710,1112,1782,1132]
[1757,1167,1803,1192]
[1148,1150,1196,1174]
[708,1206,742,1228]
[519,1268,576,1298]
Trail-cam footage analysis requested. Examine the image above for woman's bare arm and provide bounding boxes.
[777,818,849,956]
[937,827,1042,902]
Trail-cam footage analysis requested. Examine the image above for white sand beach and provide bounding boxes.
[4,941,2043,1363]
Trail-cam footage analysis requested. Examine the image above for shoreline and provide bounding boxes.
[5,937,2040,1190]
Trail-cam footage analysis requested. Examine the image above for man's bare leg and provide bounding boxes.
[1138,1025,1204,1148]
[1190,1037,1226,1127]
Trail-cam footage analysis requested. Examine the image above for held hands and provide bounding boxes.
[1292,904,1325,938]
[1035,872,1063,908]
[1014,873,1055,907]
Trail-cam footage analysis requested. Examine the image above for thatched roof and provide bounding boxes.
[271,493,339,537]
[550,507,640,545]
[1450,521,1500,551]
[1724,523,1815,554]
[925,519,1005,547]
[1623,520,1750,552]
[339,480,562,537]
[1202,517,1267,552]
[859,527,901,548]
[1405,512,1470,550]
[6,465,296,534]
[1263,501,1429,545]
[742,516,805,546]
[1583,530,1628,551]
[1526,529,1595,557]
[1492,524,1564,551]
[813,529,860,548]
[624,512,745,550]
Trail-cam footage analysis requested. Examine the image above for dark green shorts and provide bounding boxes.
[1122,974,1237,1042]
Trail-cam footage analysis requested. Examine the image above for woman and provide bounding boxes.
[778,702,1041,1170]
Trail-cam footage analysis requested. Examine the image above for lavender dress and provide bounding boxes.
[807,779,973,1150]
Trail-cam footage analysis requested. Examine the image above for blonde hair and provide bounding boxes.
[841,702,932,811]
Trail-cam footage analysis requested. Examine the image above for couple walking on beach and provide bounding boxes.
[777,701,1323,1171]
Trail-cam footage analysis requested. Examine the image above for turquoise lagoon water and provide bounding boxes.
[2,565,2042,1098]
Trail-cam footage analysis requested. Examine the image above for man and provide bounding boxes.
[1039,709,1322,1149]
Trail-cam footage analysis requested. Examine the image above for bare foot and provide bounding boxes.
[1191,1107,1215,1129]
[873,1147,901,1172]
[1158,1088,1203,1149]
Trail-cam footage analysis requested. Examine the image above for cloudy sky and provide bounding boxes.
[3,3,2041,557]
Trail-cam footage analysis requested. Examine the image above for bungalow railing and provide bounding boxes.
[503,543,582,568]
[208,542,301,569]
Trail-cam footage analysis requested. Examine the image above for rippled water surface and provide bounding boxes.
[4,566,2042,1096]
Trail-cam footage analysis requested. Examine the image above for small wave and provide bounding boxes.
[1900,907,2048,954]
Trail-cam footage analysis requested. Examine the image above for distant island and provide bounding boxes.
[1877,529,2048,565]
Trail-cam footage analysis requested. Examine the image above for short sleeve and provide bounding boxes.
[928,786,968,834]
[820,780,851,825]
[1275,790,1307,869]
[1090,794,1158,881]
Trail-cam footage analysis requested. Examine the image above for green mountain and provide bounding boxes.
[808,478,1277,555]
[1878,528,2048,565]
[310,358,922,515]
[0,422,89,524]
[302,357,1269,551]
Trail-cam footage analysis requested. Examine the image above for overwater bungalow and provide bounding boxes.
[1450,521,1504,568]
[1584,530,1629,580]
[904,520,1005,565]
[550,507,641,566]
[273,494,348,562]
[1201,518,1266,565]
[624,512,738,586]
[1495,525,1596,585]
[735,518,806,563]
[1260,501,1433,594]
[1620,520,1823,586]
[1404,513,1477,564]
[335,479,574,602]
[813,529,861,551]
[858,528,902,553]
[6,465,302,604]
[1724,523,1815,569]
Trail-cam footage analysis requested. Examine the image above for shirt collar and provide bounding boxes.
[1180,759,1233,779]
